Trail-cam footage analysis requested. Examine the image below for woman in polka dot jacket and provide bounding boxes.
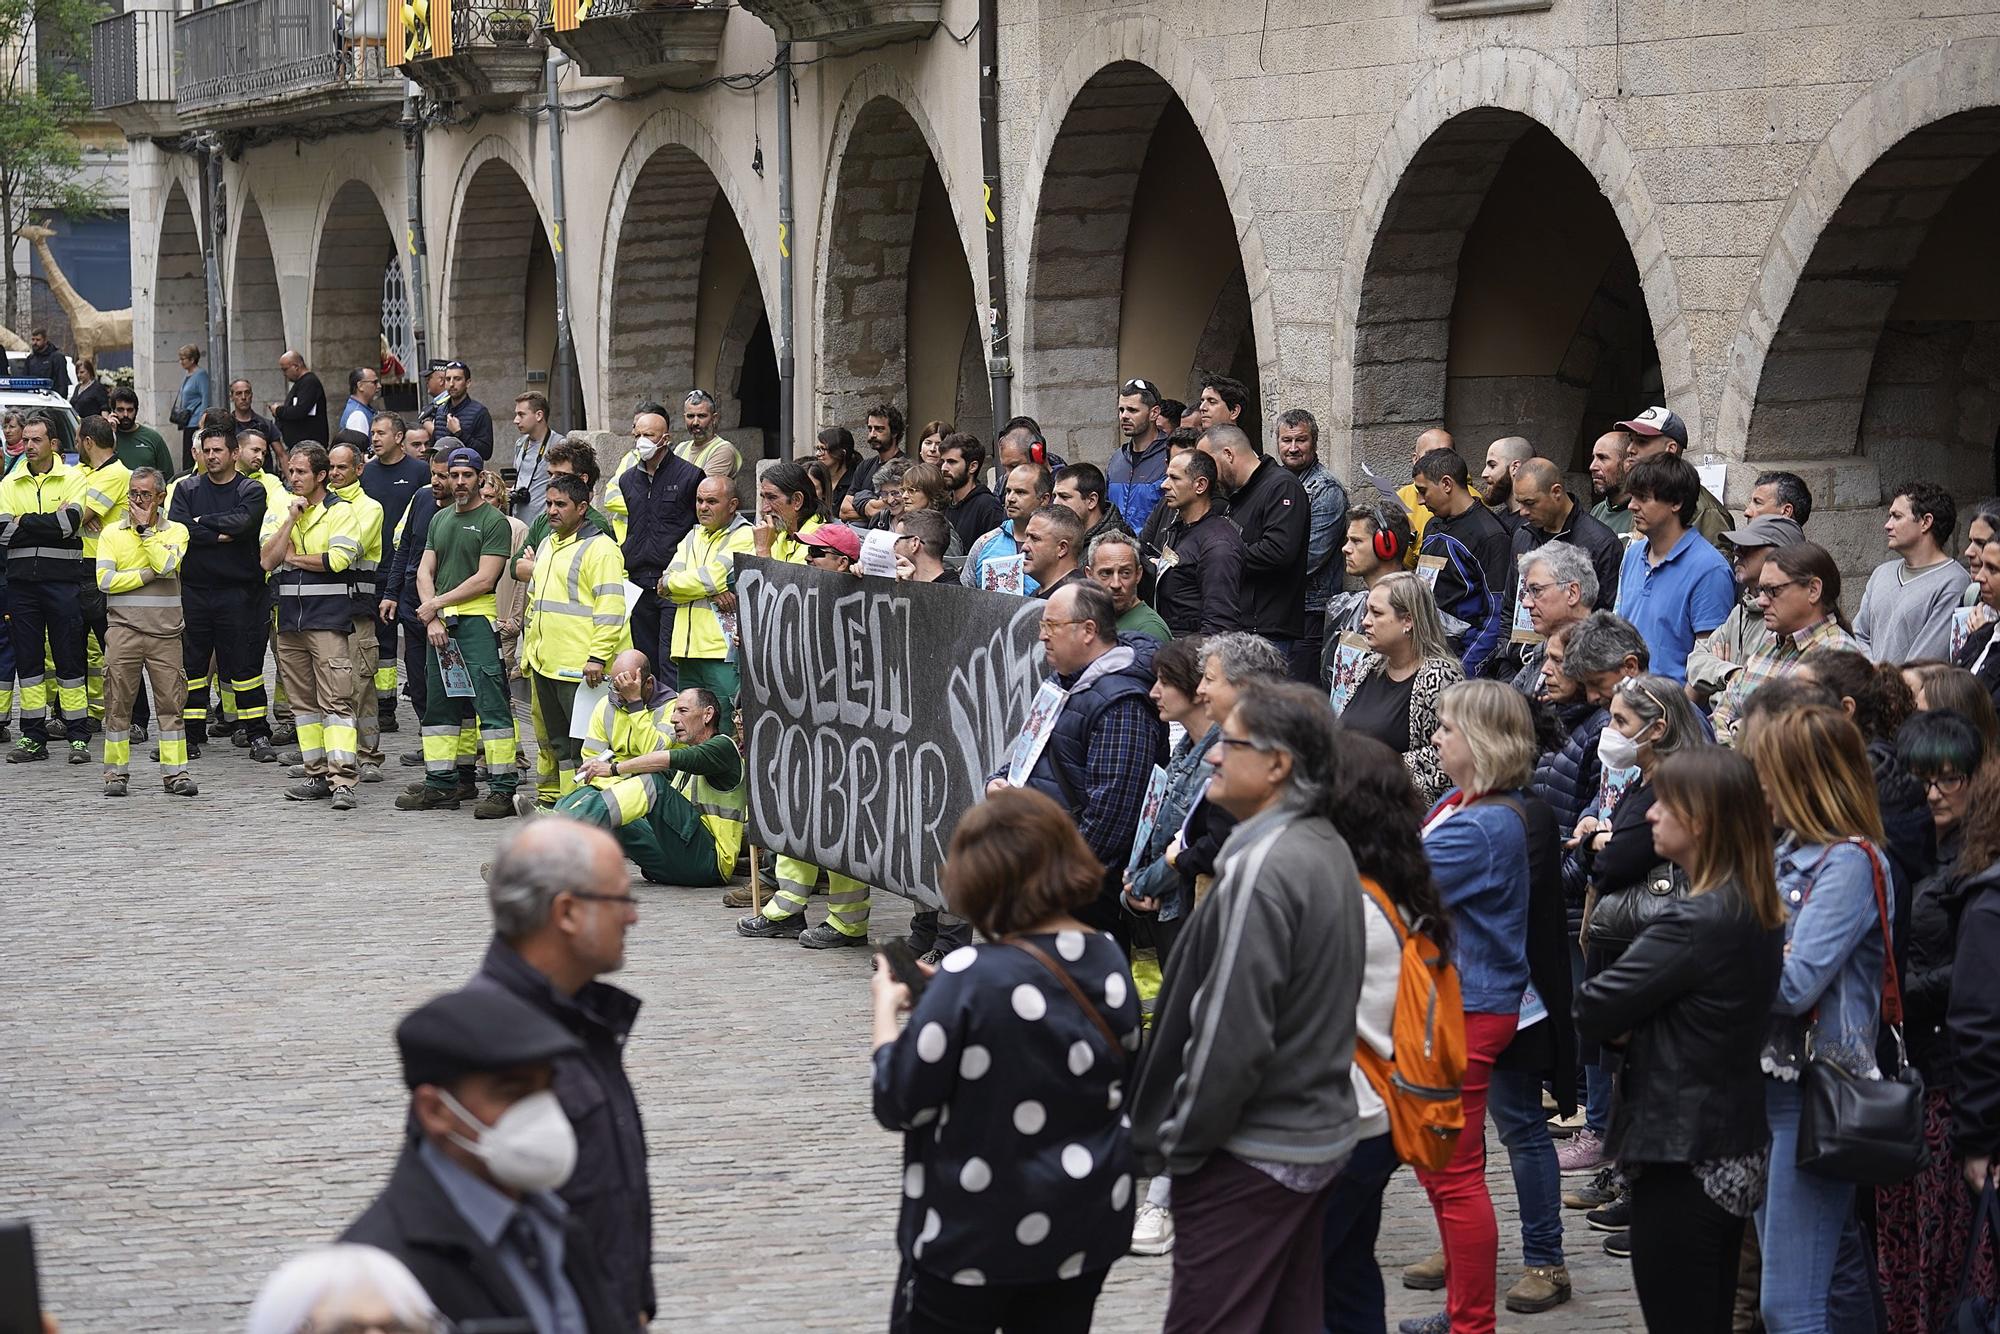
[870,787,1141,1333]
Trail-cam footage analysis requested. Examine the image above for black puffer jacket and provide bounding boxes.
[1908,838,1999,1082]
[1532,699,1607,931]
[1577,883,1785,1164]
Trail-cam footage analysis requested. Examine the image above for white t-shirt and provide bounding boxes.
[1350,890,1407,1139]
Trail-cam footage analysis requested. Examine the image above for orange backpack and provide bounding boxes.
[1353,876,1466,1172]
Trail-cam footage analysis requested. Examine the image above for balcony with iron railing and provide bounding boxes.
[732,0,938,43]
[539,0,724,83]
[394,0,547,106]
[175,0,404,131]
[90,9,179,135]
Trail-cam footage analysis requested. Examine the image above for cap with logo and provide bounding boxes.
[1614,406,1689,449]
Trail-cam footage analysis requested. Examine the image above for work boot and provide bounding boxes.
[329,787,358,811]
[800,921,868,949]
[250,741,279,763]
[269,722,297,745]
[1401,1248,1446,1291]
[722,883,757,909]
[0,721,10,743]
[358,762,384,784]
[68,740,91,764]
[289,763,309,778]
[277,747,304,765]
[164,773,198,797]
[131,723,147,743]
[396,785,462,811]
[1505,1265,1573,1314]
[231,723,252,748]
[736,912,806,939]
[103,775,129,798]
[473,791,517,820]
[285,777,333,802]
[6,738,46,762]
[400,748,425,766]
[378,712,400,734]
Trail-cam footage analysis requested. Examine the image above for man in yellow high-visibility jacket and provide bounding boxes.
[519,473,630,810]
[661,475,754,736]
[555,649,745,888]
[329,440,388,781]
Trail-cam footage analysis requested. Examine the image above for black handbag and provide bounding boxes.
[1796,839,1928,1186]
[169,402,191,428]
[1585,863,1686,949]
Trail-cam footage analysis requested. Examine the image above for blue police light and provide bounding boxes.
[0,378,54,391]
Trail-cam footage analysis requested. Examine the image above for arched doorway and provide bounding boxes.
[153,181,206,427]
[445,158,554,407]
[1742,108,2000,501]
[310,180,399,400]
[1022,62,1258,460]
[229,193,286,409]
[1349,109,1659,481]
[817,94,988,442]
[603,142,776,454]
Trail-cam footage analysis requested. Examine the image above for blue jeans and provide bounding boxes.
[1320,1132,1397,1334]
[1757,1079,1859,1333]
[1487,1066,1566,1266]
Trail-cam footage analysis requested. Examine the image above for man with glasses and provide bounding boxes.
[986,581,1167,936]
[1687,514,1806,707]
[341,367,381,437]
[1512,541,1599,696]
[1710,540,1858,743]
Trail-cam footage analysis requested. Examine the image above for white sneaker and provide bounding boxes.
[1129,1201,1174,1256]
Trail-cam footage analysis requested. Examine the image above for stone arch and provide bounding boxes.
[153,180,207,429]
[309,178,399,396]
[714,275,779,460]
[1014,17,1278,461]
[1723,39,2000,502]
[1334,46,1690,480]
[596,106,774,431]
[812,68,985,434]
[227,191,286,409]
[441,139,553,406]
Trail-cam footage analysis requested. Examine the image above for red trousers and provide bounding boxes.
[1414,1010,1517,1334]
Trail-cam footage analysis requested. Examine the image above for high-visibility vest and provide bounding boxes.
[0,457,89,581]
[96,517,188,635]
[663,514,754,660]
[79,457,131,558]
[273,492,364,632]
[580,696,746,877]
[767,515,822,566]
[521,526,631,680]
[334,480,386,618]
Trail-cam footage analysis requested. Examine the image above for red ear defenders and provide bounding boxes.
[1372,517,1403,563]
[1029,438,1046,465]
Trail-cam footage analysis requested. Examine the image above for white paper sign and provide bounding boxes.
[569,682,610,742]
[858,528,901,578]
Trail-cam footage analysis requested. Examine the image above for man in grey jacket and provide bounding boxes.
[1131,681,1364,1331]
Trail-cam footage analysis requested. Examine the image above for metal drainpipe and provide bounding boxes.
[201,137,230,394]
[402,80,431,378]
[545,49,580,430]
[978,0,1012,426]
[776,42,797,456]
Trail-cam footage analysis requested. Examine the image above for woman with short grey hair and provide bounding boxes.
[245,1244,439,1334]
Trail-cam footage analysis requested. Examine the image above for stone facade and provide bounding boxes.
[119,1,2000,577]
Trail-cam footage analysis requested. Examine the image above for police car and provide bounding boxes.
[0,377,81,455]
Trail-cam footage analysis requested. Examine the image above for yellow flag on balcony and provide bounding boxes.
[550,0,581,30]
[391,0,453,63]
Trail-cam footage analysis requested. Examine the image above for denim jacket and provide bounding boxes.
[1128,724,1220,923]
[1761,835,1890,1080]
[1422,790,1531,1014]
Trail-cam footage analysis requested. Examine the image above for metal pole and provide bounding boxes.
[202,137,230,396]
[977,0,1012,426]
[544,50,579,431]
[402,80,430,379]
[775,43,797,456]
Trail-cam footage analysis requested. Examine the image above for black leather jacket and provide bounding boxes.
[1575,882,1783,1164]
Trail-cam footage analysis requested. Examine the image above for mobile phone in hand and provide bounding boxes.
[877,939,928,1003]
[0,1220,43,1334]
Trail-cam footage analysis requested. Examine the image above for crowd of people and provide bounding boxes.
[18,352,2000,1334]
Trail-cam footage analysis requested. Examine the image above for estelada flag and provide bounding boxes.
[549,0,580,30]
[390,0,453,63]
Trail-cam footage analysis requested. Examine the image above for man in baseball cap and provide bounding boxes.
[341,986,628,1330]
[1612,405,1729,548]
[1687,513,1807,704]
[799,521,863,570]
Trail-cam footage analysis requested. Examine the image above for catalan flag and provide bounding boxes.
[390,0,452,63]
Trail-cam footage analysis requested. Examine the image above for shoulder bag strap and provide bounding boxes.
[1009,938,1125,1060]
[1844,837,1903,1026]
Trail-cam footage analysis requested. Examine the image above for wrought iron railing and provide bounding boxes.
[90,9,175,110]
[176,0,398,112]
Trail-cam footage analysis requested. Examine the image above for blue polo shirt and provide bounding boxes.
[1614,528,1735,683]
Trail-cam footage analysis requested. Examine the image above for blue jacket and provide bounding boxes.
[1106,437,1170,533]
[1294,460,1349,615]
[1423,790,1532,1014]
[1128,723,1220,923]
[1421,526,1506,677]
[962,519,1037,595]
[1764,836,1890,1079]
[1020,635,1168,880]
[387,492,442,619]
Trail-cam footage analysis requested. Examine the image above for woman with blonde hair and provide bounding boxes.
[1405,679,1539,1334]
[1742,705,1893,1334]
[1340,570,1465,804]
[1577,748,1785,1332]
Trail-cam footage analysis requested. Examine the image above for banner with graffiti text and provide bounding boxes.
[736,558,1045,909]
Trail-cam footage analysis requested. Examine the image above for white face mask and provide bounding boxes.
[632,438,661,463]
[1597,722,1645,771]
[439,1088,577,1193]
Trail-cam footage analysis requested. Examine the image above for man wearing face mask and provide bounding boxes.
[470,820,657,1328]
[342,985,629,1331]
[609,408,701,684]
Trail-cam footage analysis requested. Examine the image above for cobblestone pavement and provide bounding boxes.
[0,705,1646,1331]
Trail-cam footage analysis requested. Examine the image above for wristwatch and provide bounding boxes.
[610,760,620,777]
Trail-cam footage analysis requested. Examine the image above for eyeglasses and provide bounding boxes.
[568,890,638,908]
[1923,772,1971,796]
[1755,580,1799,600]
[1519,581,1562,600]
[1215,735,1269,754]
[1039,618,1087,631]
